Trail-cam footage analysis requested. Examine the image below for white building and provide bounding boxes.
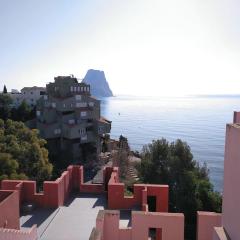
[9,86,46,107]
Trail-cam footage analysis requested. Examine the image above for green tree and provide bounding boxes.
[0,153,27,181]
[3,85,7,94]
[138,138,222,240]
[0,119,52,185]
[11,100,34,122]
[0,93,12,120]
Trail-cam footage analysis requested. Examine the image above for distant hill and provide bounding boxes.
[82,69,113,97]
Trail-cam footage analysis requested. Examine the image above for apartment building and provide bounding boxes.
[36,76,111,161]
[9,87,46,107]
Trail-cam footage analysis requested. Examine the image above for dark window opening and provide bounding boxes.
[149,228,162,240]
[62,111,74,115]
[86,126,93,131]
[147,196,156,212]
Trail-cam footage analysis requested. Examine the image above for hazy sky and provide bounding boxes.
[0,0,240,96]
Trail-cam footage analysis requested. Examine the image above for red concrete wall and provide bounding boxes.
[0,166,82,208]
[107,169,169,212]
[43,170,72,207]
[0,190,19,230]
[233,111,240,123]
[0,224,37,240]
[147,185,169,212]
[132,211,184,240]
[222,124,240,239]
[1,165,108,209]
[1,181,23,202]
[78,166,105,193]
[69,165,81,190]
[104,167,114,190]
[1,165,169,211]
[95,210,184,240]
[103,210,120,240]
[119,228,131,240]
[197,211,222,240]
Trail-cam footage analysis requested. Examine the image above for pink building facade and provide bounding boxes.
[92,210,184,240]
[197,113,240,240]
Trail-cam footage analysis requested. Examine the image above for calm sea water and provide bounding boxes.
[100,95,240,192]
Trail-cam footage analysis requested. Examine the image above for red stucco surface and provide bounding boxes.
[0,190,19,229]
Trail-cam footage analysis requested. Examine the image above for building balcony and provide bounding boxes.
[37,122,61,139]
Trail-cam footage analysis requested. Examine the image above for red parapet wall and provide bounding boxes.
[0,164,171,240]
[0,165,111,209]
[107,168,168,211]
[0,225,37,240]
[79,166,105,193]
[95,210,184,240]
[1,165,168,212]
[0,165,83,208]
[233,111,240,123]
[0,190,20,230]
[197,211,222,240]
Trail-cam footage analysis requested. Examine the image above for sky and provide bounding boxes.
[0,0,240,96]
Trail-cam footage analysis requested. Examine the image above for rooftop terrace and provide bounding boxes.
[0,165,181,240]
[21,193,106,240]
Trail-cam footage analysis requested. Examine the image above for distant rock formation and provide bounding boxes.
[83,69,113,97]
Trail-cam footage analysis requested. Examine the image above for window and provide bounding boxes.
[77,86,80,91]
[75,95,81,100]
[36,111,41,117]
[62,111,74,115]
[81,87,83,92]
[63,103,66,108]
[31,92,33,94]
[78,128,86,135]
[76,102,87,108]
[68,119,75,124]
[98,126,105,133]
[52,102,56,108]
[74,87,77,92]
[54,129,61,134]
[81,111,87,117]
[44,95,48,100]
[81,135,87,141]
[89,102,94,107]
[70,86,74,92]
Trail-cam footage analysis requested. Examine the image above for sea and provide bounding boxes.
[100,95,240,192]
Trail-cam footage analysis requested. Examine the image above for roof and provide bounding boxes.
[21,86,46,91]
[99,116,111,124]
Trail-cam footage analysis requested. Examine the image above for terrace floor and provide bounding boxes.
[20,193,107,240]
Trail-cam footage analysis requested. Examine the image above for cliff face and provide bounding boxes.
[83,69,113,97]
